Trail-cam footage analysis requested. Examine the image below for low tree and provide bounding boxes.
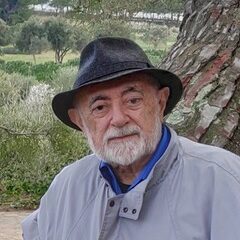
[45,17,74,63]
[16,19,47,63]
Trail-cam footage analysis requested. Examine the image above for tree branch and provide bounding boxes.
[0,125,50,137]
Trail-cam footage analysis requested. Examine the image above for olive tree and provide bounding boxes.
[45,17,74,63]
[16,19,48,63]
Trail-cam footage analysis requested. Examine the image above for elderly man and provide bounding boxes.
[22,37,240,240]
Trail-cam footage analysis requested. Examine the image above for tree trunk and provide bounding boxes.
[161,0,240,155]
[32,54,36,64]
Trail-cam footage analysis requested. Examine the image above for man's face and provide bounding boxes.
[68,73,169,166]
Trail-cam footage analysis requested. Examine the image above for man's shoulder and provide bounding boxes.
[33,155,102,238]
[58,154,100,179]
[178,136,240,184]
[47,154,101,194]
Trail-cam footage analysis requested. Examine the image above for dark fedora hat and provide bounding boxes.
[52,37,183,130]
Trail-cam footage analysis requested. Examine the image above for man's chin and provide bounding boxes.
[104,158,139,168]
[97,151,143,167]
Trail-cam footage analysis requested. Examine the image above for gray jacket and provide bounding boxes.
[22,129,240,240]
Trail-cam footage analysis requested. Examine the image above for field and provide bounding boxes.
[0,50,79,64]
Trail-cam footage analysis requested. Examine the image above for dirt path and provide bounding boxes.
[0,210,33,240]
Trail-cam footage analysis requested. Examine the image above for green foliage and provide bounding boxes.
[0,0,35,25]
[144,0,184,13]
[31,62,60,81]
[0,71,37,107]
[89,19,133,39]
[14,17,78,64]
[0,58,79,83]
[71,0,184,21]
[142,25,169,48]
[0,125,89,208]
[71,0,147,21]
[0,60,33,76]
[0,19,10,46]
[144,49,167,66]
[36,0,49,5]
[8,23,22,45]
[63,57,79,67]
[72,24,91,52]
[16,19,47,55]
[50,65,77,91]
[0,70,90,208]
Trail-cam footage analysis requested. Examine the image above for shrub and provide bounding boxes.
[0,71,90,208]
[50,66,77,92]
[31,62,60,82]
[63,58,80,67]
[0,70,37,107]
[0,61,62,82]
[0,60,32,76]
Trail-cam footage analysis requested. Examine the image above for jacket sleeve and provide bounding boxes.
[210,159,240,239]
[21,209,40,240]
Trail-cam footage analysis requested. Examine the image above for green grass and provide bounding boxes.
[0,51,80,64]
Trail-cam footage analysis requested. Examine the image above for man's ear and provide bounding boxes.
[68,108,84,130]
[158,87,170,119]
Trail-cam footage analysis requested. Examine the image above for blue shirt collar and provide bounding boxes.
[99,124,171,194]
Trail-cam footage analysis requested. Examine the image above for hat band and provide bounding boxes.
[74,61,152,88]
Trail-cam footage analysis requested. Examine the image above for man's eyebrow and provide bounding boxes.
[89,95,110,108]
[88,86,143,108]
[121,86,144,97]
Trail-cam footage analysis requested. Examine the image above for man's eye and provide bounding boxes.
[130,98,140,104]
[93,105,105,112]
[91,104,109,116]
[95,105,104,111]
[128,98,142,105]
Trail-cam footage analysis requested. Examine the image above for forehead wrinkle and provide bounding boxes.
[121,85,144,97]
[74,75,156,109]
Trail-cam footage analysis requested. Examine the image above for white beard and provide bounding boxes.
[83,116,162,167]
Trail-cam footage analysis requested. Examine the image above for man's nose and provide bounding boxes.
[110,104,129,128]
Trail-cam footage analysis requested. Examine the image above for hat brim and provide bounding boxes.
[52,68,183,131]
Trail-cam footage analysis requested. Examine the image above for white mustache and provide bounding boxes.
[104,126,140,142]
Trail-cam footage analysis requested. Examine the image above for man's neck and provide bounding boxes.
[112,154,152,185]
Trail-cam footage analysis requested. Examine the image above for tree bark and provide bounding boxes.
[161,0,240,155]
